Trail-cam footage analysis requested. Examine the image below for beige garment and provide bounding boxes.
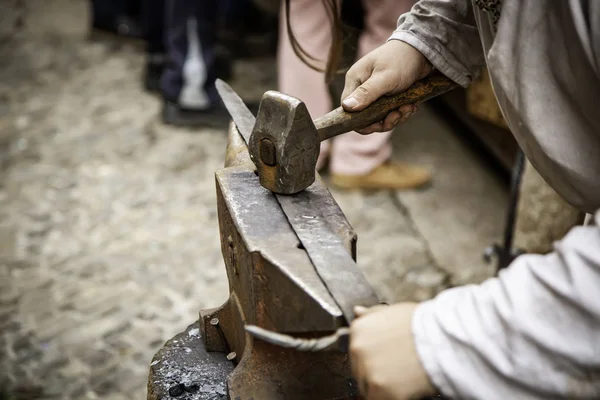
[278,0,416,175]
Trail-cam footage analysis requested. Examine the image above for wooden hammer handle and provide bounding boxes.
[314,73,458,141]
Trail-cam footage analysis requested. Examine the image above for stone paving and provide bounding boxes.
[0,4,507,399]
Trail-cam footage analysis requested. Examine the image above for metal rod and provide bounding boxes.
[498,149,525,272]
[245,325,350,353]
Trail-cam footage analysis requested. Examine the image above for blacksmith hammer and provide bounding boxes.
[217,73,457,194]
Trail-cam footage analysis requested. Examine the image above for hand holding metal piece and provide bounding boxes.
[246,313,448,399]
[245,325,351,353]
[245,303,392,353]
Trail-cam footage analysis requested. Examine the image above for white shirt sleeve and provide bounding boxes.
[413,211,600,399]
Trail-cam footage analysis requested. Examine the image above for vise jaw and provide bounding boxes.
[199,122,366,399]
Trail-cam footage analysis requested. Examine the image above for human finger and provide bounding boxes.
[355,121,385,135]
[342,74,395,112]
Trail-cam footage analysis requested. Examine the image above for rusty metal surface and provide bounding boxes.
[227,339,361,400]
[149,321,361,400]
[148,121,374,399]
[217,82,358,258]
[217,79,319,195]
[249,91,320,195]
[197,123,369,398]
[216,165,344,332]
[147,322,234,400]
[148,320,360,400]
[215,91,379,323]
[275,188,379,323]
[225,120,356,253]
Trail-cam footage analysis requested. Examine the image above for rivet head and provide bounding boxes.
[169,383,185,397]
[226,352,237,361]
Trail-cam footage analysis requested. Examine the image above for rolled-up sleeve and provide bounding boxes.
[389,0,485,87]
[413,211,600,399]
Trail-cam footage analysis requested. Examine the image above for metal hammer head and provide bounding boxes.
[249,91,319,195]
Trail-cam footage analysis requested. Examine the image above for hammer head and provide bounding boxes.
[249,91,319,195]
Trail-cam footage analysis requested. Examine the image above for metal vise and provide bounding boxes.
[148,121,371,399]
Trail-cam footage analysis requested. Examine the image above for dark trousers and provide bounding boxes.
[160,0,220,108]
[91,0,140,30]
[141,0,166,55]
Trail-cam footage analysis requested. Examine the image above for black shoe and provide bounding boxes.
[144,54,165,93]
[162,101,231,129]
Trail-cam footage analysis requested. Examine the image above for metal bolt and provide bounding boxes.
[209,317,231,353]
[259,138,277,166]
[226,352,237,361]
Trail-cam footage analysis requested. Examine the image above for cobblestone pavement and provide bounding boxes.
[0,8,506,400]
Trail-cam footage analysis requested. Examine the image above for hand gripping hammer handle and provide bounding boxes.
[314,73,458,141]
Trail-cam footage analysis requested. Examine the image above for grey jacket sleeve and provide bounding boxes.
[412,211,600,399]
[388,0,485,87]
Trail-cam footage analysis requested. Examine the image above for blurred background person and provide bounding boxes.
[158,0,228,127]
[139,0,274,127]
[279,0,432,190]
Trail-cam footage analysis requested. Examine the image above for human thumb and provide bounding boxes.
[342,76,389,112]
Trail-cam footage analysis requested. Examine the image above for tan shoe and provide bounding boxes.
[330,162,432,190]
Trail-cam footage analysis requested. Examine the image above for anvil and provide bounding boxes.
[148,120,377,399]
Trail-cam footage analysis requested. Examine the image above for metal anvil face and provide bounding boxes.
[199,122,364,399]
[248,91,320,195]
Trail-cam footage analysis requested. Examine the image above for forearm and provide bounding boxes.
[413,212,600,399]
[389,0,485,87]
